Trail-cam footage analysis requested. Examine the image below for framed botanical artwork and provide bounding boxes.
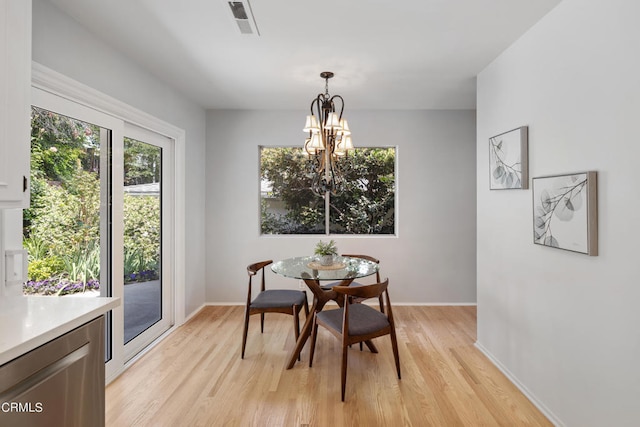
[532,171,598,256]
[489,126,528,189]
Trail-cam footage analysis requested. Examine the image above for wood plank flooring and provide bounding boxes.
[105,305,552,426]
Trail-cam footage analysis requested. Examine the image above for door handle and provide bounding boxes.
[5,249,28,286]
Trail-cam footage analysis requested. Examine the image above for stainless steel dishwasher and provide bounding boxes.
[0,316,105,427]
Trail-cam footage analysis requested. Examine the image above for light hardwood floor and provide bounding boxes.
[106,305,552,426]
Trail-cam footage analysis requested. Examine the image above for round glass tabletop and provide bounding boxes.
[271,256,378,281]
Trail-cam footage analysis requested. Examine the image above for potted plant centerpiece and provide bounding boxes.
[314,239,338,266]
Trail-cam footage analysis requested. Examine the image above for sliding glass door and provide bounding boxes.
[29,88,174,379]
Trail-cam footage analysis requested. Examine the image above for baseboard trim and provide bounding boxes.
[204,302,242,306]
[204,302,477,307]
[393,302,477,306]
[184,303,207,321]
[474,341,564,427]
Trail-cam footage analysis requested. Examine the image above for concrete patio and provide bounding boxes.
[123,280,161,343]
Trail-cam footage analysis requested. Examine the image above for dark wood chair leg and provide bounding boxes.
[390,328,401,379]
[341,344,348,402]
[293,304,301,361]
[303,293,309,317]
[293,305,300,340]
[309,315,319,367]
[260,313,265,333]
[241,307,251,359]
[363,340,379,353]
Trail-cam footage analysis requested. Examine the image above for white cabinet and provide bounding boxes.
[0,0,31,208]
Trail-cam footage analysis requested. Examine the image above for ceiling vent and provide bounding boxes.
[226,1,260,36]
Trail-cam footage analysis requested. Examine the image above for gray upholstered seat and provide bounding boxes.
[316,304,389,336]
[251,289,308,309]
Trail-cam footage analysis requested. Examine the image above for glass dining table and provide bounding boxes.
[271,255,380,369]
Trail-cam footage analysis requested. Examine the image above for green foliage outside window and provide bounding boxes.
[23,107,161,295]
[123,194,160,280]
[260,147,395,235]
[124,139,161,185]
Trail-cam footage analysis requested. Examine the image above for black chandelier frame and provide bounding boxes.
[303,71,351,196]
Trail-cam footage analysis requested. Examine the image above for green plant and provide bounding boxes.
[24,108,163,293]
[28,256,66,281]
[123,194,160,273]
[124,248,144,277]
[63,243,100,284]
[314,239,338,256]
[23,237,50,261]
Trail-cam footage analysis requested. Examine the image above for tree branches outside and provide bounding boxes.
[260,147,395,235]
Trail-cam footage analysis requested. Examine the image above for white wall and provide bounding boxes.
[206,109,476,304]
[31,0,207,316]
[476,0,640,425]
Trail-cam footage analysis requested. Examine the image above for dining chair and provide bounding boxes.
[308,278,401,401]
[321,254,384,313]
[241,260,309,359]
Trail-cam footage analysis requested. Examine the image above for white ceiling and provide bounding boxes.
[46,0,562,110]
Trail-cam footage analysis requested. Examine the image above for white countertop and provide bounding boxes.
[0,296,120,365]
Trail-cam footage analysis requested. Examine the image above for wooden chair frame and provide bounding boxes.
[241,260,309,359]
[309,278,401,401]
[340,254,384,313]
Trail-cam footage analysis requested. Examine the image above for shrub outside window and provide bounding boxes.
[260,146,395,235]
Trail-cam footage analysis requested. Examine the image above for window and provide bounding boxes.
[260,147,396,235]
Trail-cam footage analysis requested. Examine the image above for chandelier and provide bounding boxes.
[303,71,353,196]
